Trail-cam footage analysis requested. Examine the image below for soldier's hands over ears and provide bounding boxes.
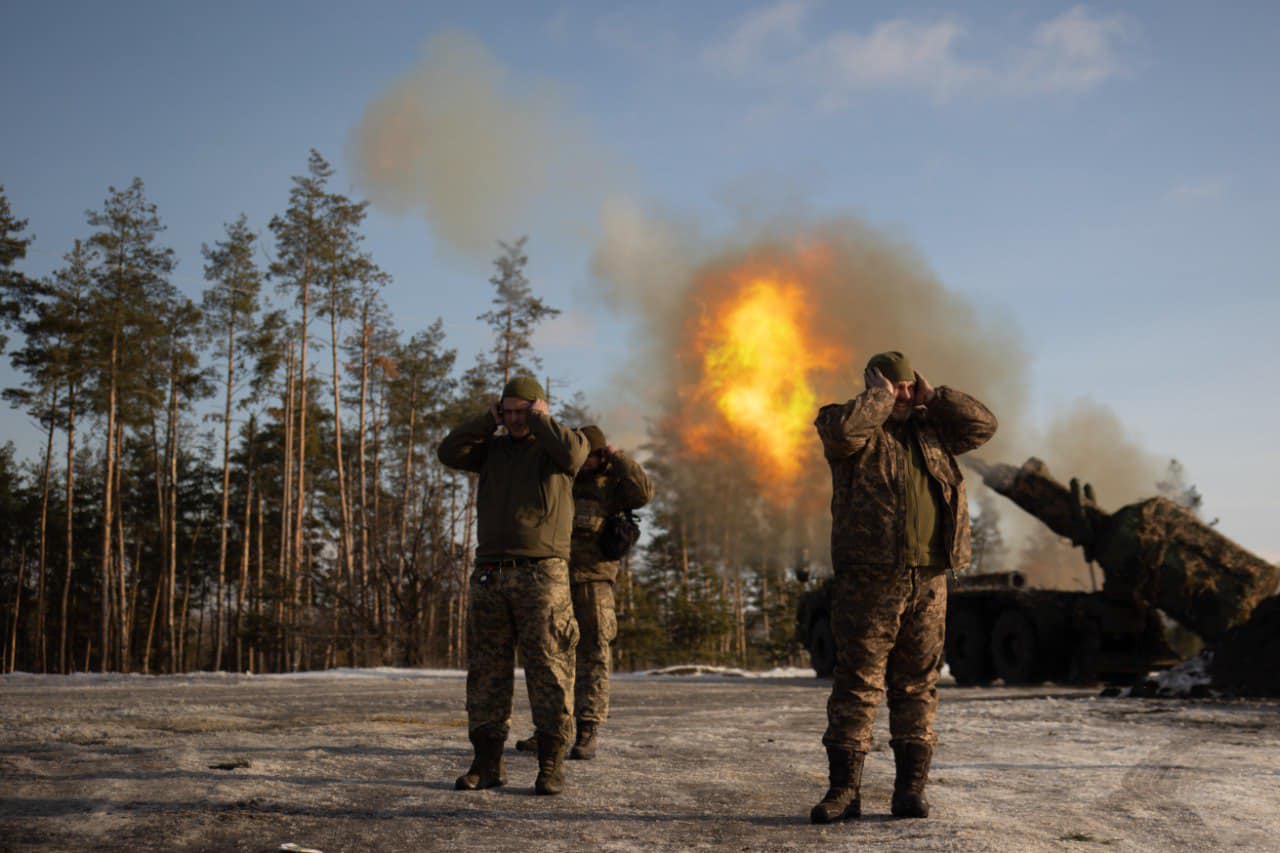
[531,398,550,416]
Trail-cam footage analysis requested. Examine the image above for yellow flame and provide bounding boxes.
[693,278,838,491]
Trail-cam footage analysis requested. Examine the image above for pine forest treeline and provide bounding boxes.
[0,158,809,675]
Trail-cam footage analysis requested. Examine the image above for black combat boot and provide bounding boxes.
[809,746,865,824]
[514,733,538,752]
[534,732,568,795]
[455,731,507,790]
[568,721,598,760]
[891,741,932,818]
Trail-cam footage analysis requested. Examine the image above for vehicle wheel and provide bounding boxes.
[991,609,1039,685]
[809,613,835,678]
[945,608,991,685]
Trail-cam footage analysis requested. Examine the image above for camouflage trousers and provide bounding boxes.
[466,557,579,743]
[823,564,948,752]
[572,581,618,723]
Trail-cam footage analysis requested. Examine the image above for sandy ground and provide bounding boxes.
[2,669,1278,852]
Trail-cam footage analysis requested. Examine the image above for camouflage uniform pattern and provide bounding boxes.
[814,383,995,754]
[571,581,617,723]
[466,557,579,743]
[569,452,655,584]
[822,564,948,751]
[815,386,998,571]
[568,451,653,722]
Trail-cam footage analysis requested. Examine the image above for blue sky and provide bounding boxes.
[3,1,1278,558]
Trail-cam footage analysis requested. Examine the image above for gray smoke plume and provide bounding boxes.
[350,32,620,260]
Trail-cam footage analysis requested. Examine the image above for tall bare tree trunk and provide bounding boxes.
[6,544,27,672]
[253,491,265,673]
[114,420,128,672]
[35,389,58,672]
[328,309,356,667]
[235,416,256,673]
[142,569,163,674]
[356,317,371,623]
[99,326,120,672]
[214,316,236,671]
[276,347,295,673]
[60,386,77,674]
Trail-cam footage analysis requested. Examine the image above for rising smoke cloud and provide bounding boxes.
[350,32,620,260]
[591,200,1169,579]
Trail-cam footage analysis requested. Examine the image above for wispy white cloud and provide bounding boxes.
[703,0,811,76]
[703,4,1134,104]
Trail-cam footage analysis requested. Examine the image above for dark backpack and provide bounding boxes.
[598,510,641,561]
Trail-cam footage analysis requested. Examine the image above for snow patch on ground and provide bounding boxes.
[629,664,818,679]
[1125,650,1215,698]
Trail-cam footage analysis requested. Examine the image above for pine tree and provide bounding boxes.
[84,179,176,672]
[202,215,264,671]
[554,390,595,428]
[0,186,34,354]
[477,237,559,385]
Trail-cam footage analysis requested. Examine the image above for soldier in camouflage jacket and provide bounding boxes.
[809,351,996,824]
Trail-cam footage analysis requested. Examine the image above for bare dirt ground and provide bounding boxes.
[2,670,1278,852]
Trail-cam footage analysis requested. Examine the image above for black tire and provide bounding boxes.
[945,607,991,685]
[809,613,835,678]
[991,609,1040,685]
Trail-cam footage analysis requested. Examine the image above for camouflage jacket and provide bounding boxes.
[814,386,997,571]
[437,409,589,561]
[570,451,655,584]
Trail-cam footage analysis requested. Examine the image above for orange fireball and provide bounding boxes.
[677,257,849,502]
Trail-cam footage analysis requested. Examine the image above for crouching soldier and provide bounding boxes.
[517,425,654,759]
[811,351,996,822]
[437,376,589,795]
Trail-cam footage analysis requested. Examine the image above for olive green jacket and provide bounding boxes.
[437,409,589,561]
[570,451,655,584]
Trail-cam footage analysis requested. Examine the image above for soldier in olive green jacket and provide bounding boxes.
[809,351,996,825]
[516,425,654,760]
[437,376,589,796]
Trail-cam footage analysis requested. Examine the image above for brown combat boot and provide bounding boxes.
[534,732,568,795]
[514,733,538,752]
[809,746,865,824]
[891,741,932,818]
[568,721,598,760]
[455,731,506,790]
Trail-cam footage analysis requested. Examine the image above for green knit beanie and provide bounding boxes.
[501,376,546,402]
[580,425,607,452]
[866,351,914,384]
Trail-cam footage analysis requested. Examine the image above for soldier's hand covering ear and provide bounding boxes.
[531,398,550,416]
[864,366,893,394]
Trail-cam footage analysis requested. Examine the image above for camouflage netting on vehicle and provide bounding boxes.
[971,457,1280,642]
[1209,595,1280,697]
[1098,498,1280,641]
